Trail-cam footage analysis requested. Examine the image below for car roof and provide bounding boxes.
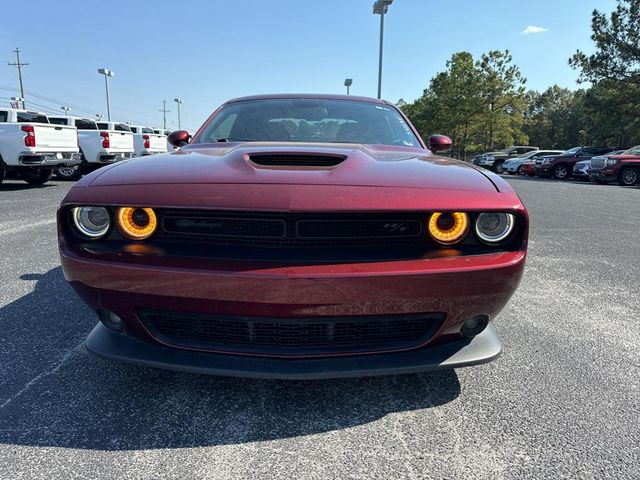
[224,93,392,106]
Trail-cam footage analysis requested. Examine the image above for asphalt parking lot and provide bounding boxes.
[0,176,638,479]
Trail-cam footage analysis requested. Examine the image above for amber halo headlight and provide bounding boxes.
[428,212,470,245]
[71,206,111,239]
[475,212,516,243]
[116,207,157,240]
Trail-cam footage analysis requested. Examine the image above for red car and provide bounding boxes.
[58,94,528,379]
[520,159,537,176]
[589,145,640,185]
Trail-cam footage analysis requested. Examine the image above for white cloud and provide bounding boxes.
[522,25,548,35]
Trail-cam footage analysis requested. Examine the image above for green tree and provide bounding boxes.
[570,0,640,85]
[478,50,528,150]
[400,52,486,159]
[524,85,587,149]
[400,50,528,158]
[582,80,640,147]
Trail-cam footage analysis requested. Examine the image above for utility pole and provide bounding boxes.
[159,100,170,130]
[8,48,28,109]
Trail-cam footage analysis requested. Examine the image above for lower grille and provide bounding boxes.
[139,309,445,357]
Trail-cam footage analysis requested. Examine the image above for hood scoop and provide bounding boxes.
[247,153,346,168]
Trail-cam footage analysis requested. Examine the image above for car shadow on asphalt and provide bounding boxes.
[504,175,640,188]
[0,267,460,450]
[0,181,58,191]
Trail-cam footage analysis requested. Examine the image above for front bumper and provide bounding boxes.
[534,166,553,177]
[589,170,617,182]
[60,239,525,378]
[86,322,502,379]
[19,152,82,167]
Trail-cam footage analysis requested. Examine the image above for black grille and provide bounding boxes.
[139,309,444,357]
[248,154,346,167]
[159,210,425,246]
[297,219,421,238]
[163,216,286,238]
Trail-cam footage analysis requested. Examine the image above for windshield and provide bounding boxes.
[621,146,640,155]
[194,99,421,147]
[562,147,582,156]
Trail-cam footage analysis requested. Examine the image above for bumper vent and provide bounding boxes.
[139,310,445,357]
[248,153,346,167]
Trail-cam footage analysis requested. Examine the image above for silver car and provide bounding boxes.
[503,150,564,175]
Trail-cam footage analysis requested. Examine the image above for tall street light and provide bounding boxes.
[344,78,353,95]
[61,106,70,116]
[97,68,114,121]
[373,0,393,99]
[174,98,183,130]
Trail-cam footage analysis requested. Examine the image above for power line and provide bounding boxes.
[159,100,170,130]
[7,48,27,109]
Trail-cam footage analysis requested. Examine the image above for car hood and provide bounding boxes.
[83,142,501,193]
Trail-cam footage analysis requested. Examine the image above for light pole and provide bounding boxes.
[174,98,183,130]
[344,78,353,95]
[61,106,70,116]
[10,96,24,109]
[97,68,114,121]
[373,0,393,99]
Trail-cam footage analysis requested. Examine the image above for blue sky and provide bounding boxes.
[0,0,616,131]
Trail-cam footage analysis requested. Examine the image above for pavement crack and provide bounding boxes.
[0,342,84,410]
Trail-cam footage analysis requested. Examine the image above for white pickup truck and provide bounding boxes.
[129,125,168,156]
[0,109,80,185]
[49,116,135,180]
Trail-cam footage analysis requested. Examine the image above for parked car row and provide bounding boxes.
[480,145,640,186]
[472,146,539,173]
[0,109,169,185]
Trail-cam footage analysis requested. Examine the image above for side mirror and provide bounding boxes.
[167,130,191,147]
[428,134,452,153]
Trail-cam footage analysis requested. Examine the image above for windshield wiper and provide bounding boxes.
[216,137,254,142]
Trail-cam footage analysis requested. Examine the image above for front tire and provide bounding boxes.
[55,165,83,181]
[20,168,53,186]
[553,164,569,180]
[494,161,505,174]
[619,167,638,186]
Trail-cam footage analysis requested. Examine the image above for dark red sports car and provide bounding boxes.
[58,94,528,379]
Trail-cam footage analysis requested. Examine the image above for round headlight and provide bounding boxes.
[117,207,157,240]
[475,213,516,243]
[428,212,469,245]
[72,206,111,239]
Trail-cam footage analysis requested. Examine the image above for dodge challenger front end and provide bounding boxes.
[58,94,527,379]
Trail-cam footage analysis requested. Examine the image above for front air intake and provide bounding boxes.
[248,153,346,167]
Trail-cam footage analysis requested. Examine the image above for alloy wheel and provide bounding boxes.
[554,165,568,180]
[621,168,638,186]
